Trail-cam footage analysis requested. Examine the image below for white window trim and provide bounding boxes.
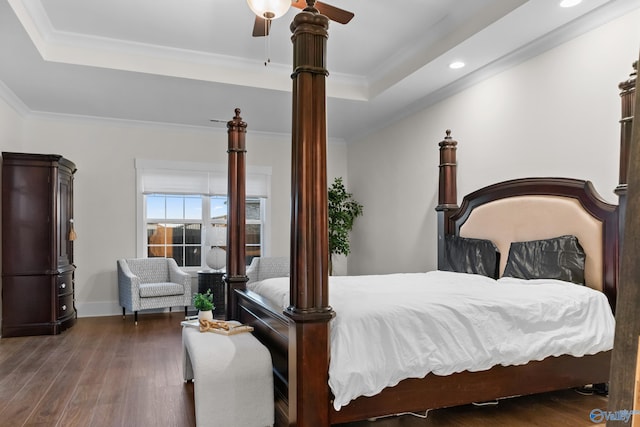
[135,159,272,269]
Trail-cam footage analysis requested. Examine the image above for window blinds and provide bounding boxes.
[135,159,271,198]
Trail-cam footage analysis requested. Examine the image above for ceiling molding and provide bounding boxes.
[0,79,30,117]
[3,0,639,142]
[8,0,368,101]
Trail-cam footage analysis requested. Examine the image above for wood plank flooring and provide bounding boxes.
[0,313,607,426]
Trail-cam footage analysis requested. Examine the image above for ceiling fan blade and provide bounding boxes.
[252,16,271,37]
[315,2,354,24]
[291,1,354,25]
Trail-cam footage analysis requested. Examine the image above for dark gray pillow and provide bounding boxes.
[442,235,500,279]
[502,235,585,284]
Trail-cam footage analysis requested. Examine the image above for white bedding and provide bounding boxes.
[247,270,615,411]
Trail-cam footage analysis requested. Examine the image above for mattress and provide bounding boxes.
[247,270,615,410]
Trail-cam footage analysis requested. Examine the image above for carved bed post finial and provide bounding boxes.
[438,129,458,208]
[436,130,459,270]
[225,107,248,321]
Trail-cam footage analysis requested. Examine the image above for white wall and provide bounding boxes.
[346,8,640,275]
[2,7,637,319]
[0,96,24,151]
[13,116,346,317]
[0,95,25,330]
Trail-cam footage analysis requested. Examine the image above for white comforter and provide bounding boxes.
[247,270,615,410]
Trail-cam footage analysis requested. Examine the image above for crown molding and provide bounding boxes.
[8,0,368,101]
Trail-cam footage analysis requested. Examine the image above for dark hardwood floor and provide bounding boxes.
[0,313,607,426]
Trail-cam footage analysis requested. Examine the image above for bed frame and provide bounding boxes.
[222,4,624,426]
[231,143,619,426]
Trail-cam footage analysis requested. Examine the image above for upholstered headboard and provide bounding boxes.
[460,195,603,289]
[447,178,619,307]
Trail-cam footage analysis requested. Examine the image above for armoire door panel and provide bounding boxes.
[2,164,54,274]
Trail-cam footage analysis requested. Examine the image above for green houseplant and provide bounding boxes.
[328,177,363,275]
[193,289,214,321]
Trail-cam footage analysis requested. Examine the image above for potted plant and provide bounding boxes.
[328,177,363,275]
[193,289,215,321]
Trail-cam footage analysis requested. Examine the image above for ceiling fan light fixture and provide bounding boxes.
[247,0,291,20]
[559,0,582,7]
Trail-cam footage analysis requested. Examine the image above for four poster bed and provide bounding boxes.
[230,136,619,425]
[220,5,632,427]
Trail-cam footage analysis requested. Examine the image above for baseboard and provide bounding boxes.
[76,301,194,318]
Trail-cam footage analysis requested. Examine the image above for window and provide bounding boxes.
[136,159,271,270]
[206,196,264,266]
[144,194,264,268]
[145,194,203,267]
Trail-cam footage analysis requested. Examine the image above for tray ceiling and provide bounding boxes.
[1,0,638,140]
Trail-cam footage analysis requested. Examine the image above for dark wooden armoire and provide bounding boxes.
[1,152,77,337]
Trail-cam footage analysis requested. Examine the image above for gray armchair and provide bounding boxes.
[246,256,289,284]
[117,257,192,324]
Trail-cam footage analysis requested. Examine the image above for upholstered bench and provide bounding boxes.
[182,326,274,427]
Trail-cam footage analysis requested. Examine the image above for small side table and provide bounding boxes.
[197,270,225,318]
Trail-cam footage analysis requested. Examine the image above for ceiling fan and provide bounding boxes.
[248,0,354,37]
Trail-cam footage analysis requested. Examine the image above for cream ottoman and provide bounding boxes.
[182,326,274,427]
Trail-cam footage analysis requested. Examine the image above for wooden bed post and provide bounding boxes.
[608,55,640,427]
[224,108,248,321]
[285,2,335,426]
[436,130,458,269]
[615,61,637,244]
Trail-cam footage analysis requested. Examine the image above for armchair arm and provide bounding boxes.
[117,259,141,311]
[167,258,192,298]
[246,257,260,284]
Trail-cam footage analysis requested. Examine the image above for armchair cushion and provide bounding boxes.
[139,282,187,298]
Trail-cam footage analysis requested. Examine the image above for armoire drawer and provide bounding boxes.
[57,293,75,319]
[57,272,73,296]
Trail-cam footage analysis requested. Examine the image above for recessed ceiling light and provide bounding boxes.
[449,61,465,70]
[559,0,582,7]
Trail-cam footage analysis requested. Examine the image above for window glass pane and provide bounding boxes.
[246,224,261,245]
[185,224,202,244]
[246,199,261,220]
[148,246,165,257]
[147,195,165,219]
[185,246,201,267]
[169,245,183,266]
[147,223,166,245]
[246,246,261,261]
[206,224,226,246]
[184,196,202,220]
[210,196,227,220]
[166,196,184,219]
[166,224,183,244]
